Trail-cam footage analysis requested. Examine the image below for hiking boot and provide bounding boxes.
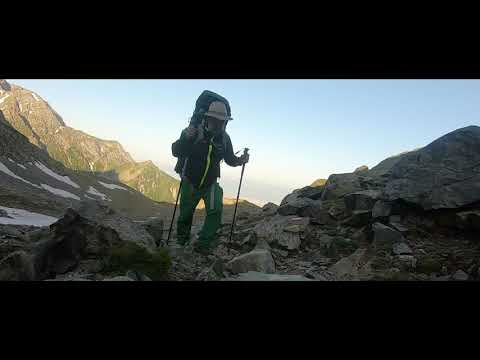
[177,236,191,247]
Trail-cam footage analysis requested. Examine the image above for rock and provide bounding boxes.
[441,265,449,275]
[389,222,409,233]
[226,249,275,274]
[455,210,480,232]
[451,270,469,281]
[74,201,156,249]
[344,190,382,214]
[278,197,319,216]
[297,186,324,200]
[103,276,134,281]
[224,271,313,281]
[383,126,480,210]
[283,224,305,233]
[432,275,451,281]
[372,222,406,249]
[320,173,366,201]
[351,227,368,243]
[277,234,301,251]
[126,270,152,281]
[271,248,289,258]
[142,218,164,246]
[342,210,372,227]
[394,255,417,271]
[0,250,36,280]
[329,248,373,280]
[31,208,124,279]
[354,165,369,173]
[0,225,26,240]
[372,201,392,219]
[389,215,401,223]
[306,206,336,226]
[304,269,330,281]
[326,200,348,220]
[253,215,305,251]
[392,242,413,255]
[262,202,279,216]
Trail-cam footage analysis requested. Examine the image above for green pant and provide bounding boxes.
[176,179,223,249]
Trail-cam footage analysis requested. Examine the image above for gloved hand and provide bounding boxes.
[238,152,250,165]
[184,126,197,140]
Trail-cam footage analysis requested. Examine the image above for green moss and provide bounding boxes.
[416,257,442,274]
[100,242,171,280]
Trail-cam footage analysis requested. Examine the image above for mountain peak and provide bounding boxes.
[0,80,11,91]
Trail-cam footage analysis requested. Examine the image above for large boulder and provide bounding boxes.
[383,126,480,210]
[262,202,279,216]
[320,173,365,201]
[226,249,275,274]
[32,208,124,279]
[253,215,307,251]
[74,201,156,249]
[372,200,392,219]
[278,194,320,216]
[344,190,382,214]
[372,222,406,249]
[342,210,372,227]
[296,186,325,200]
[328,248,373,280]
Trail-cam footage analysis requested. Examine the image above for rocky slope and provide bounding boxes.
[168,125,480,281]
[0,109,165,220]
[0,80,179,203]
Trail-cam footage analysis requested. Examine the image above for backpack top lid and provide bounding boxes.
[191,90,232,126]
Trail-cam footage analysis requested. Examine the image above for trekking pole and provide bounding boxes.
[229,148,249,244]
[166,177,183,246]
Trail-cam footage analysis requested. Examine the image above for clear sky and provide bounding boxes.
[8,79,480,205]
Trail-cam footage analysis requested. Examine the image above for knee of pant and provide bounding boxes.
[206,205,222,217]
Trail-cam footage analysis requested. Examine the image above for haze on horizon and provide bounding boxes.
[8,79,480,206]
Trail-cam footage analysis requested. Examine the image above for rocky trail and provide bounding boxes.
[1,125,480,281]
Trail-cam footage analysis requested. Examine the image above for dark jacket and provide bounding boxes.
[172,129,242,189]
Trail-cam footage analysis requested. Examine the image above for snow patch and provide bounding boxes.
[18,102,23,112]
[84,194,96,200]
[0,206,58,227]
[34,161,80,188]
[40,184,81,200]
[16,163,27,170]
[98,181,129,191]
[86,186,110,201]
[8,158,14,163]
[31,93,39,101]
[0,161,40,188]
[0,94,10,105]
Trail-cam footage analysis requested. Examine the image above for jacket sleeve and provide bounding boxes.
[223,134,242,167]
[172,130,194,158]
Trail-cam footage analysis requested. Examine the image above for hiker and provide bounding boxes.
[171,91,249,255]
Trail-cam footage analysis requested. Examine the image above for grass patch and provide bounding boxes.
[100,242,171,280]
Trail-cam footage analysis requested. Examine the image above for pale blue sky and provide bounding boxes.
[8,79,480,205]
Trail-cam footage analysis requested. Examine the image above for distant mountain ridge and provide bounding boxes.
[0,80,179,203]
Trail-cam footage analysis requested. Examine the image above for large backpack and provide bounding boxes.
[174,90,231,176]
[190,90,232,128]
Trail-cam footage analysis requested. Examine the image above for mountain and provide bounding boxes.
[0,80,179,203]
[0,109,164,220]
[106,160,179,202]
